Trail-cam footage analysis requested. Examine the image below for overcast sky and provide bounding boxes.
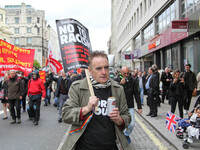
[1,0,111,52]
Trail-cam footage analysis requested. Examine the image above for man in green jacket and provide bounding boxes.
[61,51,131,150]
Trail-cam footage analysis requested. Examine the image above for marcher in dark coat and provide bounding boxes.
[180,64,197,114]
[4,70,23,124]
[44,71,52,106]
[19,71,28,112]
[161,67,173,103]
[51,70,72,122]
[146,67,159,117]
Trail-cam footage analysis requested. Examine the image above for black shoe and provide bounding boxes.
[151,114,157,117]
[146,113,152,116]
[3,117,8,120]
[53,103,57,107]
[44,103,48,106]
[58,118,62,123]
[34,121,38,125]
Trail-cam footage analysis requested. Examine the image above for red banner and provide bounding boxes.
[39,71,46,83]
[0,39,35,76]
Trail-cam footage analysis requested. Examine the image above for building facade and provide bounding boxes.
[0,7,12,42]
[109,0,200,74]
[5,2,53,67]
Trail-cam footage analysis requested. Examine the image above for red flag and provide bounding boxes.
[45,57,63,74]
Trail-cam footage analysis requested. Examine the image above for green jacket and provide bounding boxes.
[61,78,131,150]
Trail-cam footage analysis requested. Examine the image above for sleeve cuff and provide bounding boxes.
[80,107,87,121]
[118,118,125,130]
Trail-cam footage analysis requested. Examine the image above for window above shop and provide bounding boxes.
[182,0,200,17]
[143,22,153,44]
[157,2,175,34]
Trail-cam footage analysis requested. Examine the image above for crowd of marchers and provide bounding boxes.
[0,67,86,125]
[0,51,200,148]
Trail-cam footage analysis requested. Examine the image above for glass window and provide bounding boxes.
[37,17,40,23]
[157,2,175,32]
[27,37,32,45]
[182,2,186,13]
[15,17,19,24]
[164,49,171,68]
[14,38,19,45]
[27,27,32,33]
[15,28,19,34]
[27,17,32,24]
[172,45,178,70]
[187,0,194,8]
[0,14,3,21]
[135,34,141,48]
[143,22,153,43]
[183,41,194,71]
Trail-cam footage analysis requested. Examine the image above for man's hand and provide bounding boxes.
[41,97,45,101]
[5,97,8,100]
[120,78,126,85]
[109,108,123,126]
[19,96,22,100]
[82,96,99,116]
[138,109,142,114]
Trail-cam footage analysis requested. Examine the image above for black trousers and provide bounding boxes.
[170,96,184,118]
[147,90,157,115]
[9,99,21,120]
[184,90,193,110]
[21,95,27,111]
[29,98,41,121]
[162,86,169,102]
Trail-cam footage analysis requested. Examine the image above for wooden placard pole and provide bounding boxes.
[85,69,99,112]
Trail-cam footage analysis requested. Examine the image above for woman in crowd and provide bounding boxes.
[0,73,10,120]
[169,70,185,118]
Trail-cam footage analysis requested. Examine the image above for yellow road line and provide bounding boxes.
[135,115,168,150]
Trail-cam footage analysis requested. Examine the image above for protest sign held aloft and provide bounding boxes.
[0,39,35,76]
[56,18,92,72]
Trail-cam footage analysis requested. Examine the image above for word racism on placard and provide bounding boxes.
[56,18,92,72]
[0,39,35,76]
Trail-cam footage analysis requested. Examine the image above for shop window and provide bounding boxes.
[183,41,194,71]
[164,49,171,68]
[172,46,178,70]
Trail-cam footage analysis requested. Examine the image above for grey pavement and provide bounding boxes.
[135,95,200,150]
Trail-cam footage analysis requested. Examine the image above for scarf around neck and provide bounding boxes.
[89,75,111,89]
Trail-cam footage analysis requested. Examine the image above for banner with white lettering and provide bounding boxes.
[56,18,92,72]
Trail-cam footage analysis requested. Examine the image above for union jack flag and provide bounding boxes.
[166,112,181,132]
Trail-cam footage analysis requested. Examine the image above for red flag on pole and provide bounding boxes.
[45,57,63,73]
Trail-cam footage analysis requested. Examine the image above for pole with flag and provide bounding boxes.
[46,41,63,73]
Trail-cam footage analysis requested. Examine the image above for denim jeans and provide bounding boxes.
[45,88,50,104]
[124,108,135,136]
[140,88,144,105]
[58,94,68,119]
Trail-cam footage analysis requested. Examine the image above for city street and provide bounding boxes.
[1,96,199,150]
[0,101,69,150]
